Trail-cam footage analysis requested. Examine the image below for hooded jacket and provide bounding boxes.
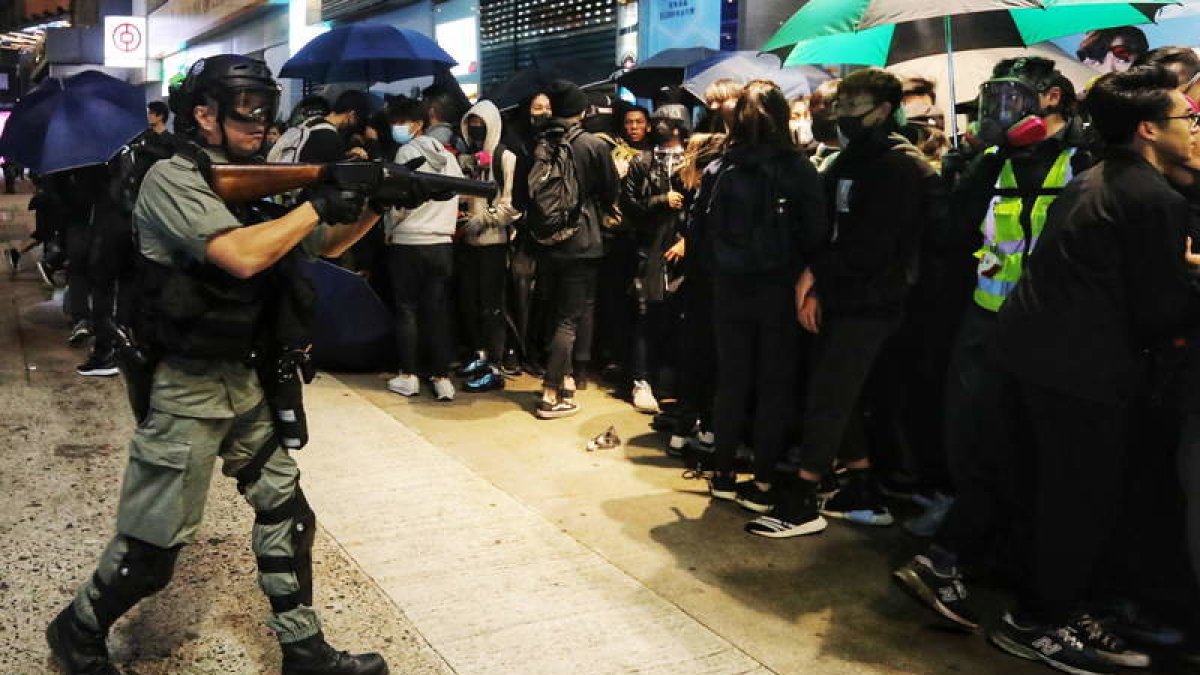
[458,100,520,247]
[385,135,463,246]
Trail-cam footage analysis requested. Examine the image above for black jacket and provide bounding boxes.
[815,127,932,315]
[996,149,1200,405]
[543,122,619,261]
[621,148,685,303]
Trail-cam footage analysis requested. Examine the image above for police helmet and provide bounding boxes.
[169,54,281,136]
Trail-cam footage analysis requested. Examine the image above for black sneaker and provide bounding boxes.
[734,481,775,514]
[892,554,980,631]
[1071,613,1152,669]
[535,398,578,419]
[708,472,737,501]
[990,612,1119,675]
[77,352,119,377]
[1093,599,1185,648]
[820,470,894,526]
[745,480,827,538]
[68,319,92,346]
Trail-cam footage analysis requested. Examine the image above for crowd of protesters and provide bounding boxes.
[9,47,1200,675]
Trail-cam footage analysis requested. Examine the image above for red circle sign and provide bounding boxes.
[112,23,142,53]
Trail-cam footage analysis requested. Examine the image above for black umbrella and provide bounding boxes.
[616,47,721,99]
[302,259,396,372]
[486,57,617,110]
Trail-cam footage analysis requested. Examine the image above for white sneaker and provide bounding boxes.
[431,376,455,401]
[632,380,660,414]
[387,373,420,396]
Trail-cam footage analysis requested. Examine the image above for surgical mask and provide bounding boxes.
[790,118,813,145]
[467,125,487,145]
[391,124,414,146]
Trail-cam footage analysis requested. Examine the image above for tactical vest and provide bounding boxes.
[973,147,1075,312]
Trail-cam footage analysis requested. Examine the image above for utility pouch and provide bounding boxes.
[113,324,159,424]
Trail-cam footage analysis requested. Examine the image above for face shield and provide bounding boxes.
[977,78,1046,147]
[223,88,280,126]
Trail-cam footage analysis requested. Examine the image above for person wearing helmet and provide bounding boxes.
[893,55,1094,635]
[45,55,390,675]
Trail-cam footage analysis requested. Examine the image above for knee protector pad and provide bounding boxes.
[91,537,181,630]
[256,488,317,613]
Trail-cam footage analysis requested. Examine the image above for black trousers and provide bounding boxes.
[678,272,717,427]
[510,244,538,362]
[1184,413,1200,598]
[1011,380,1126,625]
[387,244,454,378]
[595,235,639,368]
[541,257,599,389]
[457,244,507,362]
[89,206,136,354]
[712,277,799,481]
[796,312,900,476]
[65,215,94,323]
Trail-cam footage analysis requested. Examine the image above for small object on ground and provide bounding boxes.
[586,425,621,451]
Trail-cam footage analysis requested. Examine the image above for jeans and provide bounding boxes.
[712,277,799,481]
[796,312,901,476]
[458,244,507,362]
[541,257,599,389]
[387,244,454,377]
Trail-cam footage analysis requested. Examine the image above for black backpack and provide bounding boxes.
[526,126,583,245]
[702,156,797,276]
[110,132,209,215]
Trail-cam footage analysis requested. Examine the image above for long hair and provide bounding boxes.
[728,80,795,150]
[679,132,726,191]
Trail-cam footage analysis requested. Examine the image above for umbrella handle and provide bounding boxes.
[944,16,960,148]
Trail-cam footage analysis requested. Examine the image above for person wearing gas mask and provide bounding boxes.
[747,69,931,537]
[619,106,690,414]
[456,99,521,392]
[46,55,403,675]
[893,57,1094,632]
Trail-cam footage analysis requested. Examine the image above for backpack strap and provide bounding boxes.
[490,142,508,206]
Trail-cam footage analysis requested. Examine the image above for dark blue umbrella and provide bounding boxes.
[0,70,146,175]
[616,47,721,98]
[303,259,397,372]
[487,57,617,110]
[280,24,456,84]
[682,52,830,102]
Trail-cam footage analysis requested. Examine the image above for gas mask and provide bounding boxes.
[977,77,1047,148]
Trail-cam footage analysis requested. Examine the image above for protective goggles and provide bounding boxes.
[224,89,279,125]
[978,78,1040,129]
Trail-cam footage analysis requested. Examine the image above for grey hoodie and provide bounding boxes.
[458,100,520,247]
[385,135,463,246]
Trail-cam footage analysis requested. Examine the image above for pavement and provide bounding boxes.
[0,183,1175,675]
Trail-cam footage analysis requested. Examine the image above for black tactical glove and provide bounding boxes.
[309,184,364,224]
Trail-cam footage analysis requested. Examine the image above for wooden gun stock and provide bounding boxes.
[209,163,328,203]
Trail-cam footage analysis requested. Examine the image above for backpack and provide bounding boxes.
[110,132,209,215]
[701,156,797,276]
[526,127,584,245]
[266,117,337,164]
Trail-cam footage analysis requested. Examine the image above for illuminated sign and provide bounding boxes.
[104,16,147,69]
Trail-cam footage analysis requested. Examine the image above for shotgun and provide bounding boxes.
[209,160,497,204]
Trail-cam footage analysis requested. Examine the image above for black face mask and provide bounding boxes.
[836,107,879,145]
[811,115,839,144]
[531,113,552,130]
[467,125,487,145]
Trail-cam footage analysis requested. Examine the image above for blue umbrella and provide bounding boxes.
[280,24,456,84]
[0,70,146,175]
[682,52,830,102]
[302,259,396,372]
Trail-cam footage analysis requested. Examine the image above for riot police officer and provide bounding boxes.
[47,55,393,675]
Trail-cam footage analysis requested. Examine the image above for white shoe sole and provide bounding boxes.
[821,508,895,527]
[387,384,419,396]
[77,367,119,377]
[745,515,828,538]
[734,497,774,514]
[535,406,578,419]
[989,630,1113,675]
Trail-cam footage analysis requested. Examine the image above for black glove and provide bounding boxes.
[309,185,364,224]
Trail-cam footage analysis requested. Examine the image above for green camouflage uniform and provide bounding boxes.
[71,148,327,644]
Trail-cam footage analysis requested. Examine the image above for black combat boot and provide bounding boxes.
[281,632,389,675]
[46,606,121,675]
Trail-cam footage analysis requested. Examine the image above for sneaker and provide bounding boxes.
[68,319,92,346]
[693,429,715,449]
[734,481,775,514]
[745,480,827,538]
[892,554,980,631]
[632,379,660,414]
[1071,613,1152,669]
[36,260,56,288]
[464,367,504,392]
[990,612,1119,675]
[1093,599,1185,648]
[815,471,841,499]
[708,472,737,501]
[820,470,894,526]
[536,398,578,419]
[903,492,955,537]
[387,373,420,397]
[431,376,456,401]
[457,353,488,378]
[76,352,119,377]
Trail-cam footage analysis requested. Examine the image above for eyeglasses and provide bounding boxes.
[1158,112,1200,130]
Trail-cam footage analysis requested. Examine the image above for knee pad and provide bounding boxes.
[255,488,316,613]
[91,537,181,630]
